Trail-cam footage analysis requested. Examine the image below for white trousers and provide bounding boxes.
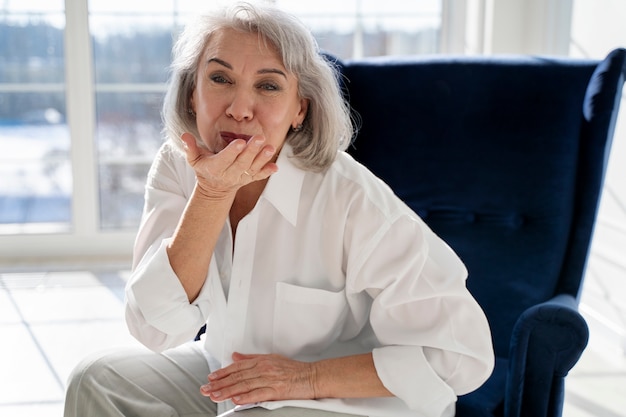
[63,341,364,417]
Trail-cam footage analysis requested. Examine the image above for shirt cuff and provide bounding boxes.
[128,238,211,339]
[373,345,456,415]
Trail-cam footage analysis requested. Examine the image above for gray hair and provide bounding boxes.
[162,1,354,172]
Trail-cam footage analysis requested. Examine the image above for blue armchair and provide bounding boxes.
[332,48,626,416]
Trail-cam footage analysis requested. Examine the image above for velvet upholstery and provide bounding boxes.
[331,48,626,416]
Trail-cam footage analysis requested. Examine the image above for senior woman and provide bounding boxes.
[64,2,494,417]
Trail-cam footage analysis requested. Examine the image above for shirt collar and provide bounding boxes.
[262,144,305,227]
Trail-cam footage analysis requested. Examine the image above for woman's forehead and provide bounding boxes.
[203,28,280,60]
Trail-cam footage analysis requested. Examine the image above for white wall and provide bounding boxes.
[570,0,626,355]
[570,0,626,273]
[570,0,626,59]
[443,0,574,56]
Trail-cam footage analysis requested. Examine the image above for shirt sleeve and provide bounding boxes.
[124,143,212,352]
[347,213,495,414]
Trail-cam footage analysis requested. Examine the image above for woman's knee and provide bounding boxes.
[66,350,124,397]
[65,345,213,417]
[64,349,130,417]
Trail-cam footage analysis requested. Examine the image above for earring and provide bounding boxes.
[292,124,303,132]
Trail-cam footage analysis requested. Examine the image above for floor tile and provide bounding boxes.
[0,401,64,417]
[565,345,626,417]
[0,272,47,289]
[31,320,142,387]
[9,285,125,324]
[40,271,102,288]
[0,290,22,324]
[0,325,64,405]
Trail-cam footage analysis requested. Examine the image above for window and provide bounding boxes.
[89,0,175,229]
[0,1,69,234]
[276,0,441,58]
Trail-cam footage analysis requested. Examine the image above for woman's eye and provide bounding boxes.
[259,82,279,91]
[210,74,229,84]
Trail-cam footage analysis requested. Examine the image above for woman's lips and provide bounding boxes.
[220,131,253,144]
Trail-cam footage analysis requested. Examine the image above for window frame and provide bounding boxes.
[1,0,136,265]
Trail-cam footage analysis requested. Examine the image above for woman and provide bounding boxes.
[64,2,494,417]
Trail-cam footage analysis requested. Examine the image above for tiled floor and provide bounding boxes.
[1,265,625,417]
[0,268,140,417]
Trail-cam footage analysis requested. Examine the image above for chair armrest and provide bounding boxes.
[504,294,589,417]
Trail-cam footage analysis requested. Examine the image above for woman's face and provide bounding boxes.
[191,28,308,156]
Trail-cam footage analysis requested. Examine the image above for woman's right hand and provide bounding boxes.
[180,132,278,199]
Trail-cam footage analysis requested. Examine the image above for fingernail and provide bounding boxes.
[208,373,218,380]
[212,391,222,399]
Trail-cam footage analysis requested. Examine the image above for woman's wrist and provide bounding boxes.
[309,354,393,400]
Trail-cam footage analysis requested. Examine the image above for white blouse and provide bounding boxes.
[125,142,494,417]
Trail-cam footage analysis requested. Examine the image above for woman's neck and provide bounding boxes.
[229,178,269,240]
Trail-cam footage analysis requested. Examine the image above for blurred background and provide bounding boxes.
[0,1,624,416]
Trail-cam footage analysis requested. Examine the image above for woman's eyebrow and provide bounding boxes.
[257,68,287,79]
[207,57,232,69]
[207,57,287,79]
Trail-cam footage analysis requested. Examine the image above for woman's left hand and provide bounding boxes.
[200,352,316,405]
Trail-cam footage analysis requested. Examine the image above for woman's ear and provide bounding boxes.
[189,94,196,115]
[294,98,309,127]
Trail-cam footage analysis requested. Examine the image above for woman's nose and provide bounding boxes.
[226,89,253,121]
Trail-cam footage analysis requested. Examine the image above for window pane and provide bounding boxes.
[95,92,164,229]
[89,3,175,230]
[276,0,441,58]
[89,0,173,14]
[0,6,70,234]
[91,18,173,84]
[2,0,64,13]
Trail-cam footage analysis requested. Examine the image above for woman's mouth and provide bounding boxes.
[220,131,253,144]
